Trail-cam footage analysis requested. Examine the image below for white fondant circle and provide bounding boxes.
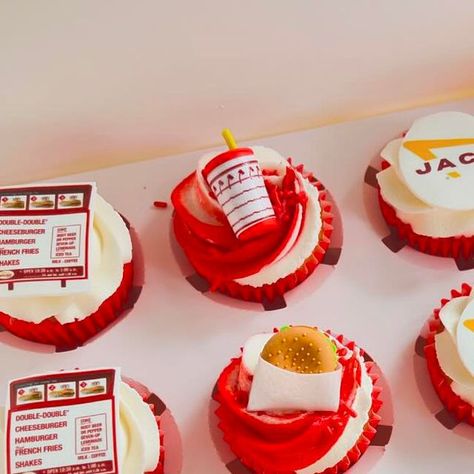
[399,111,474,211]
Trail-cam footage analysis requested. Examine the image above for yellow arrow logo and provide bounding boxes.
[463,319,474,332]
[403,138,474,161]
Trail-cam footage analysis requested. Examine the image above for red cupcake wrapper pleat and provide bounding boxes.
[148,408,165,474]
[214,337,383,474]
[377,167,474,258]
[319,362,381,474]
[424,283,474,425]
[123,377,165,474]
[0,261,134,349]
[216,180,334,303]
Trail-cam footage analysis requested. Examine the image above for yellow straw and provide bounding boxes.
[222,128,237,150]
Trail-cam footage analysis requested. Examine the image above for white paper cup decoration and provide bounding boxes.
[399,111,474,210]
[453,299,474,376]
[202,130,278,241]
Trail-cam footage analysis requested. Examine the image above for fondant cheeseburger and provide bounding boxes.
[213,326,382,473]
[424,283,474,425]
[171,130,334,302]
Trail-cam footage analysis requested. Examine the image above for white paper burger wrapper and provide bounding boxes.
[247,357,342,412]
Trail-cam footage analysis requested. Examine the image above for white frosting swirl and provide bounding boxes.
[197,146,323,287]
[0,381,160,474]
[0,195,132,324]
[434,292,474,405]
[118,382,160,473]
[377,138,474,238]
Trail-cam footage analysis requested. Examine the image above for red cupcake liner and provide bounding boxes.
[123,377,165,474]
[0,261,134,349]
[424,283,474,426]
[214,338,382,474]
[377,163,474,259]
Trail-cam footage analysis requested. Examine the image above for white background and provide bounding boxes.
[1,1,474,184]
[0,99,473,473]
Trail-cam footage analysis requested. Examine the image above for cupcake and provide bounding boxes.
[213,326,382,473]
[424,283,474,425]
[376,111,474,258]
[0,374,164,473]
[171,130,333,302]
[0,192,134,349]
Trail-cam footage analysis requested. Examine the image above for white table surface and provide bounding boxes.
[1,98,473,473]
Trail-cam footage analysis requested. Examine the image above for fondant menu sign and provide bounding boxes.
[0,183,96,297]
[4,368,120,474]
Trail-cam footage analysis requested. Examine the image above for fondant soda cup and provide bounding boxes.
[202,147,277,240]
